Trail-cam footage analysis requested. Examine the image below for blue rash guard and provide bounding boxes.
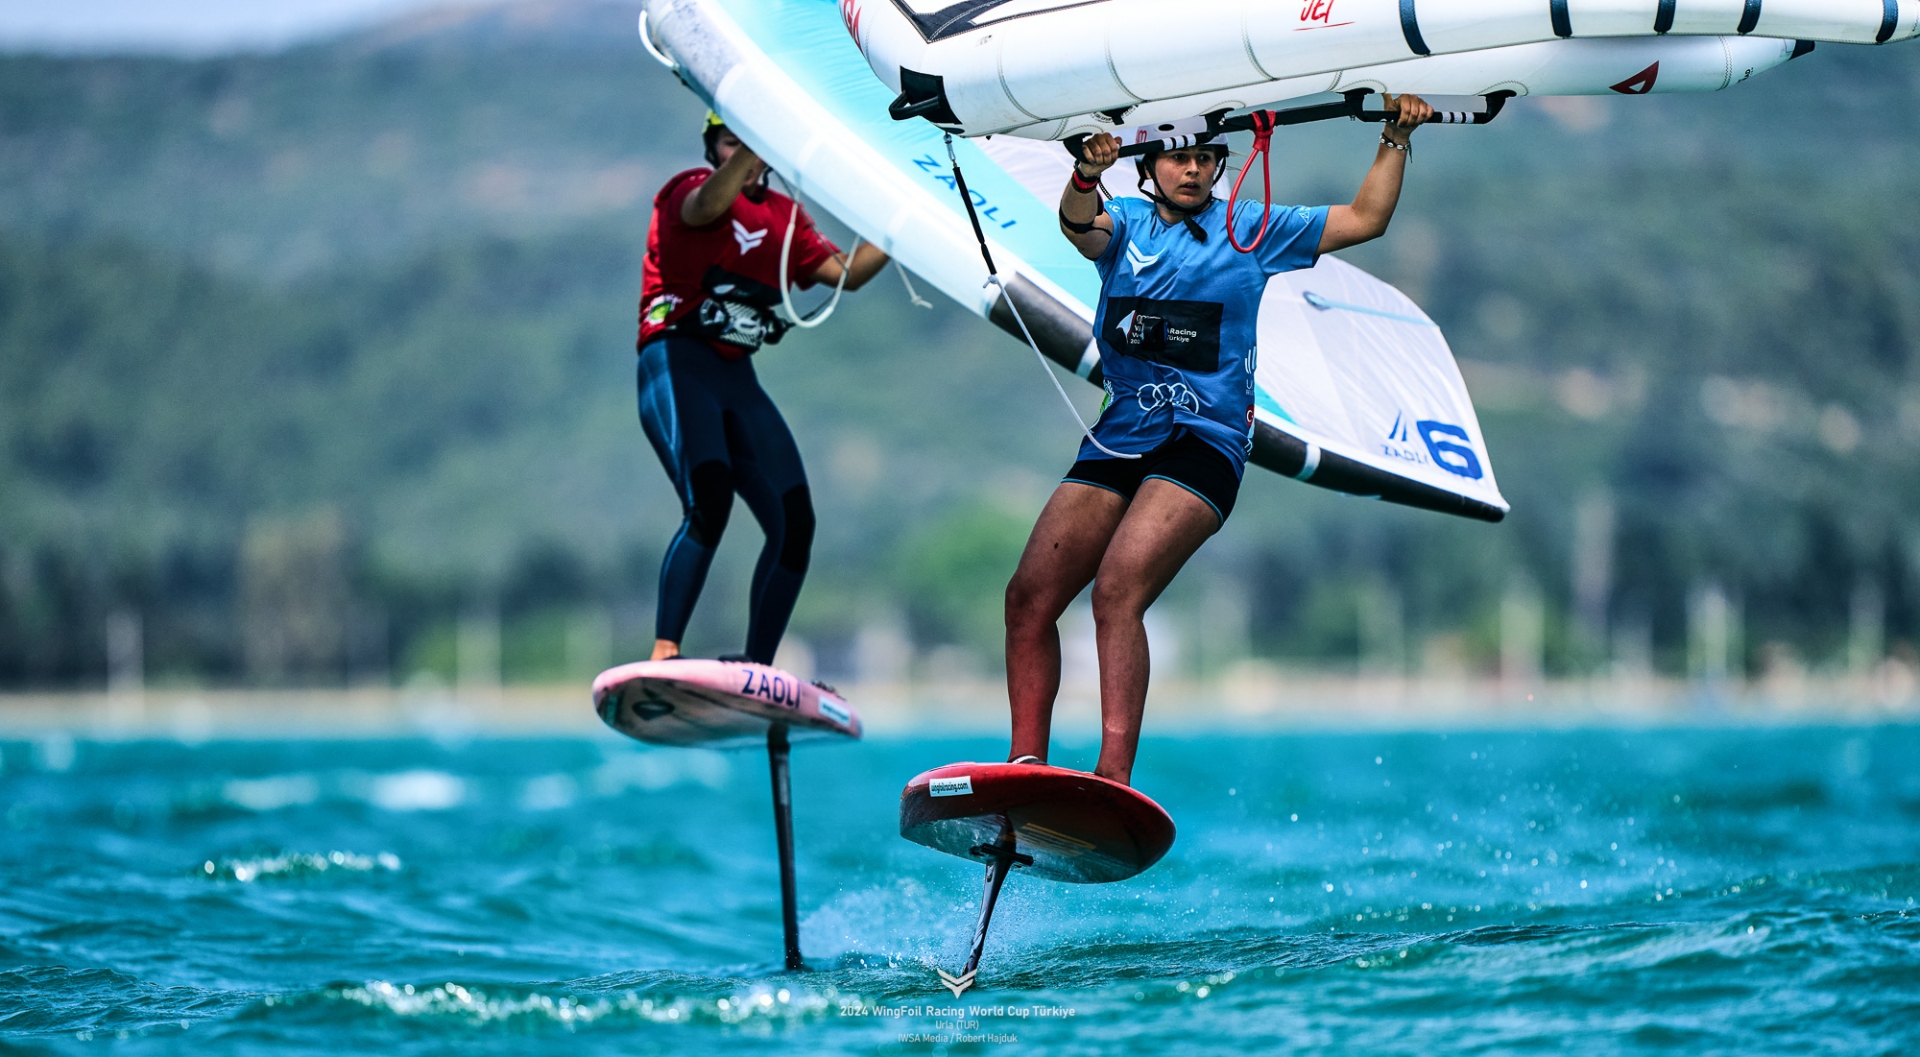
[1084,195,1329,475]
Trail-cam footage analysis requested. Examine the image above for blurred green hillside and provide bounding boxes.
[2,0,1918,688]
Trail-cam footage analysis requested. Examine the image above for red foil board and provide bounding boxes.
[899,762,1176,884]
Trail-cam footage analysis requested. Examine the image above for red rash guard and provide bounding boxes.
[637,168,839,360]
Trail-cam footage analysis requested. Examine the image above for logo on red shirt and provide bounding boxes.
[732,219,768,254]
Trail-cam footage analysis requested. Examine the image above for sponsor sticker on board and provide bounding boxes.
[928,776,973,797]
[817,698,852,726]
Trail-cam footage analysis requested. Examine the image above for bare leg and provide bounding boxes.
[1089,479,1220,785]
[1004,483,1129,763]
[651,639,680,661]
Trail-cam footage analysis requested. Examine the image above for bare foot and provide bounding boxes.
[650,639,681,661]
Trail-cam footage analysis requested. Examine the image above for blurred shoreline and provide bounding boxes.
[3,664,1915,739]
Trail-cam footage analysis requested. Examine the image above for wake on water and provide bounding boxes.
[1,728,1916,1054]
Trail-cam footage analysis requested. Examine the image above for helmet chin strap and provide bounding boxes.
[1136,161,1225,242]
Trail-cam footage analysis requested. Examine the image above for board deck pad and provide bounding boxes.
[899,762,1175,883]
[593,659,861,748]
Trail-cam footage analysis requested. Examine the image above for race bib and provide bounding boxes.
[1100,297,1223,371]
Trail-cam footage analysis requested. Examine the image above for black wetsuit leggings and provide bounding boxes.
[637,337,814,665]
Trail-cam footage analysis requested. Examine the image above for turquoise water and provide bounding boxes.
[2,725,1917,1054]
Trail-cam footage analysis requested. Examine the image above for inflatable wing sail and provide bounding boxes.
[640,0,1506,520]
[854,0,1916,137]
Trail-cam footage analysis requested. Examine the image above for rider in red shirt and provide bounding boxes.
[637,116,890,664]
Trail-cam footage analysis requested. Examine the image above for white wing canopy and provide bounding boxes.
[1258,259,1504,514]
[851,0,1914,137]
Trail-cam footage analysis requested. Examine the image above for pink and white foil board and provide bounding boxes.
[592,659,861,748]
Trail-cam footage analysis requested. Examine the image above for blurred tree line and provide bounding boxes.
[1,0,1916,688]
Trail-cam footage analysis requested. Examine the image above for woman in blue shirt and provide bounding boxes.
[1004,95,1435,786]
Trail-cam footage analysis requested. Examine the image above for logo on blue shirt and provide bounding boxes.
[1125,242,1161,276]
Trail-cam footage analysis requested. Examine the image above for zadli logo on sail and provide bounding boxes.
[1383,412,1485,480]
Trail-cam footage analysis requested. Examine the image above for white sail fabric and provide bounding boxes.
[640,0,1507,519]
[1258,260,1503,510]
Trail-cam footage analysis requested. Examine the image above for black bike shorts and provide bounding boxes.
[1063,429,1242,525]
